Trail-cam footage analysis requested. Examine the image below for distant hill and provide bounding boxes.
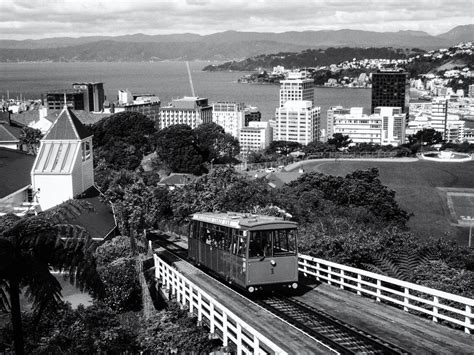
[0,25,471,62]
[203,47,410,72]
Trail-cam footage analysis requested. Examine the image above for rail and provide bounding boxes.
[298,254,474,334]
[153,254,288,355]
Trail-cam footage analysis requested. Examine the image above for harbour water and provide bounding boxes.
[0,61,371,125]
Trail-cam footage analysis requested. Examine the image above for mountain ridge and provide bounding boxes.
[0,25,471,61]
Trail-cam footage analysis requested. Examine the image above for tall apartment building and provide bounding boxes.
[279,71,314,107]
[371,69,409,113]
[325,106,351,142]
[238,121,272,155]
[274,101,320,145]
[158,96,212,129]
[333,107,406,146]
[212,102,245,138]
[430,98,448,134]
[47,82,105,112]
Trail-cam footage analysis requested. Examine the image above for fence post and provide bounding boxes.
[465,305,472,335]
[222,312,229,347]
[328,266,332,285]
[316,262,321,281]
[236,323,242,355]
[404,288,410,312]
[340,270,345,290]
[209,302,215,334]
[303,258,308,277]
[433,296,439,323]
[376,279,381,302]
[197,293,203,323]
[357,274,362,296]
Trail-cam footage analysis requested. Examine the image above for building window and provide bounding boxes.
[82,141,91,161]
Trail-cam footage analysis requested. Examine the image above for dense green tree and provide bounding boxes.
[154,124,205,175]
[304,141,337,154]
[327,133,352,149]
[90,111,156,170]
[0,201,104,355]
[18,127,42,154]
[408,128,444,145]
[265,140,303,156]
[193,122,240,164]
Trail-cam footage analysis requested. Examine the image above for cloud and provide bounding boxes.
[0,0,471,40]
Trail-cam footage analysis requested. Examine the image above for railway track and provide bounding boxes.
[255,294,409,355]
[151,234,410,355]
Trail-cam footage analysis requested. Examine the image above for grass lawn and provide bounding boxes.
[290,160,474,244]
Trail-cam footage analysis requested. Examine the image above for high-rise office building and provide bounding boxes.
[238,121,272,155]
[274,101,320,145]
[325,106,351,142]
[72,82,105,112]
[212,102,245,138]
[47,82,105,112]
[158,96,212,129]
[279,71,314,107]
[371,69,409,114]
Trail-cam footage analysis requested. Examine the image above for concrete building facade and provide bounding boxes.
[158,96,212,129]
[212,102,245,138]
[279,71,314,107]
[274,100,320,145]
[238,121,273,154]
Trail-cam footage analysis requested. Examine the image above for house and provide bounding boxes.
[0,148,36,216]
[0,110,23,150]
[158,173,196,190]
[0,105,116,240]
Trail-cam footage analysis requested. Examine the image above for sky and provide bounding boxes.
[0,0,472,40]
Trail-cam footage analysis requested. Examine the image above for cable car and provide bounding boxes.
[188,212,299,292]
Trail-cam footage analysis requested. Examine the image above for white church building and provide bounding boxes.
[31,105,95,211]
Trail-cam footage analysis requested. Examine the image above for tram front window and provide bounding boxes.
[249,231,272,258]
[273,229,297,256]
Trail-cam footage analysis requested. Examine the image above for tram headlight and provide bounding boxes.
[270,260,276,266]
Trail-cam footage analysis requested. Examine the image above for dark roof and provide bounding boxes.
[158,173,196,186]
[69,186,117,240]
[43,106,92,140]
[265,172,302,189]
[45,110,110,126]
[0,147,35,198]
[0,123,21,142]
[10,110,43,127]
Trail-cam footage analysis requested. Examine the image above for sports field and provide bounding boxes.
[289,159,474,244]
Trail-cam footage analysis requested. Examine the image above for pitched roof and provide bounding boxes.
[0,123,21,142]
[0,147,35,199]
[71,186,117,240]
[43,106,92,140]
[158,173,196,186]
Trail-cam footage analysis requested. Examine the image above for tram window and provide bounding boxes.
[229,229,238,254]
[236,233,247,257]
[273,229,297,256]
[223,228,232,251]
[249,231,272,258]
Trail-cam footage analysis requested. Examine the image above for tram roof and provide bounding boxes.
[192,212,297,230]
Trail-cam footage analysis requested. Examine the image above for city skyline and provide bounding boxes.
[0,0,472,40]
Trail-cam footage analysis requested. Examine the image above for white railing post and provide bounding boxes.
[328,266,332,285]
[404,288,410,312]
[197,293,203,323]
[357,274,362,296]
[209,303,215,334]
[303,258,308,277]
[465,305,472,334]
[340,270,345,290]
[316,262,320,281]
[236,323,243,355]
[253,336,260,354]
[433,296,439,323]
[376,279,381,302]
[222,312,229,347]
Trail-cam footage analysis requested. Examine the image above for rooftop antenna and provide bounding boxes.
[186,61,196,97]
[64,92,67,107]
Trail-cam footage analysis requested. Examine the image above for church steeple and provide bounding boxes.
[43,105,91,141]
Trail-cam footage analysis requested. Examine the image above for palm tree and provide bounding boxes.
[0,200,104,355]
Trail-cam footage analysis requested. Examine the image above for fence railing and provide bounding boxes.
[154,254,288,354]
[298,254,473,334]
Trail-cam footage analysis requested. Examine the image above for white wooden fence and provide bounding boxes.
[153,254,288,355]
[299,254,474,334]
